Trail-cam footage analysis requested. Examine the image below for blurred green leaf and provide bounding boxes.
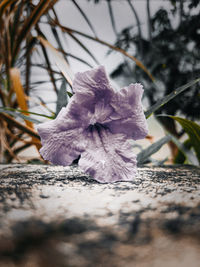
[145,78,200,119]
[67,91,73,98]
[56,80,68,116]
[0,107,40,124]
[137,135,171,164]
[172,138,197,165]
[169,116,200,163]
[1,107,54,119]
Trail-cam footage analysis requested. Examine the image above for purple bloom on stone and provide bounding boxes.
[37,66,148,183]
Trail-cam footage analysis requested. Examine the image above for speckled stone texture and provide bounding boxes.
[0,164,200,267]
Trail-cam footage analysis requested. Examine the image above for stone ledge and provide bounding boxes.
[0,164,200,267]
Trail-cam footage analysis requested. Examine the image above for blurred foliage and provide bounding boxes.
[0,0,150,163]
[0,0,57,162]
[169,116,200,163]
[0,0,199,166]
[108,0,200,161]
[111,0,200,120]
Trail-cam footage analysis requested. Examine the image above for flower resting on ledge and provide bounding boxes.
[37,66,148,183]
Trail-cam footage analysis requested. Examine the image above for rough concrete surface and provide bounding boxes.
[0,164,200,267]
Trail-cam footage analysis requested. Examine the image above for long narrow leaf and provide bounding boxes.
[51,21,154,81]
[169,135,198,165]
[0,107,54,119]
[67,32,99,65]
[0,0,17,18]
[169,116,200,163]
[10,1,24,54]
[9,67,33,128]
[0,108,40,124]
[0,86,6,106]
[5,127,39,146]
[72,0,97,37]
[51,26,69,64]
[32,96,55,115]
[41,43,58,94]
[31,63,60,75]
[38,36,74,86]
[0,129,20,162]
[56,80,68,116]
[9,67,40,151]
[58,50,93,68]
[145,78,200,118]
[107,0,117,36]
[12,0,55,63]
[0,112,40,140]
[4,126,24,148]
[5,142,33,163]
[35,26,58,94]
[25,39,31,94]
[13,143,32,157]
[127,0,143,55]
[137,135,171,164]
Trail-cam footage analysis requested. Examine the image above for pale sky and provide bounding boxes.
[52,0,171,73]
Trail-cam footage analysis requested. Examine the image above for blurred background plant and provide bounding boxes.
[0,0,199,165]
[0,0,58,163]
[109,0,200,162]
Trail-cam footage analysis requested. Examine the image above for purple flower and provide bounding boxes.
[37,66,148,183]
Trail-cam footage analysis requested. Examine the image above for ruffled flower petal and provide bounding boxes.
[73,66,112,96]
[105,83,148,140]
[73,66,113,124]
[79,127,137,183]
[37,106,87,165]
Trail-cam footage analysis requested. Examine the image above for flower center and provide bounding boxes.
[88,122,108,133]
[89,116,97,125]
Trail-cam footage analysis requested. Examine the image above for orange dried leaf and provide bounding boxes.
[9,68,32,128]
